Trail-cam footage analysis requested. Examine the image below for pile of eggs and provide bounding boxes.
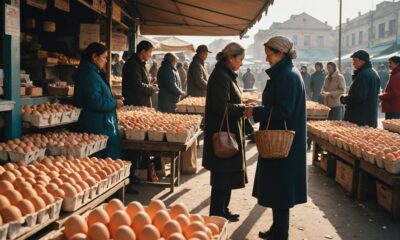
[21,103,78,116]
[64,199,222,240]
[0,156,127,226]
[118,110,202,135]
[0,138,42,154]
[21,131,108,149]
[176,97,206,107]
[306,101,331,111]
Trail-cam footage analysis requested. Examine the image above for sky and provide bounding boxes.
[148,0,390,48]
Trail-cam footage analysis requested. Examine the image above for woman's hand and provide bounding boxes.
[117,99,124,109]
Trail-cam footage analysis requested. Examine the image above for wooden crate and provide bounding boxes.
[335,160,353,193]
[376,181,393,212]
[320,153,328,172]
[20,87,26,96]
[26,87,43,96]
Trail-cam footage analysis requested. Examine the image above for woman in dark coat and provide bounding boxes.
[157,53,186,113]
[202,43,247,222]
[73,42,123,159]
[245,36,307,240]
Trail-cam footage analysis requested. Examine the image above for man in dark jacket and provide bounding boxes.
[122,40,159,107]
[340,50,381,127]
[187,45,210,97]
[310,62,326,103]
[242,68,256,89]
[300,66,311,99]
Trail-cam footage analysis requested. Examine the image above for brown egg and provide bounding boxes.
[109,210,131,237]
[87,207,110,227]
[10,169,22,177]
[0,180,14,194]
[0,195,11,211]
[169,203,189,219]
[36,174,50,184]
[97,170,107,180]
[189,214,205,223]
[105,199,125,218]
[34,185,47,195]
[69,172,82,183]
[25,177,36,185]
[206,223,220,236]
[14,180,32,191]
[64,215,88,240]
[126,201,145,221]
[76,181,89,191]
[153,210,171,231]
[131,211,152,236]
[68,233,87,240]
[183,222,207,239]
[28,196,46,211]
[78,170,89,180]
[3,163,16,171]
[19,187,38,198]
[139,224,160,240]
[16,199,35,216]
[65,177,76,185]
[92,174,101,182]
[0,205,22,223]
[167,233,186,240]
[189,231,209,240]
[40,192,55,205]
[49,188,65,199]
[85,177,96,187]
[86,167,96,176]
[60,183,77,198]
[51,177,63,186]
[46,183,59,192]
[87,222,110,240]
[147,199,167,219]
[162,220,182,239]
[113,225,136,240]
[72,184,83,193]
[0,166,5,175]
[0,171,16,182]
[114,160,125,169]
[47,171,59,179]
[103,166,113,175]
[3,189,23,205]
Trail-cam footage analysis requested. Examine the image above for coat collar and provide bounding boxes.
[193,54,204,66]
[133,53,146,66]
[215,60,237,80]
[265,57,293,79]
[80,59,100,73]
[353,61,372,78]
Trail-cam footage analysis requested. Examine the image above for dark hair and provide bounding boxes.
[301,66,308,70]
[315,62,323,69]
[327,62,337,71]
[389,56,400,65]
[136,40,154,53]
[176,62,183,68]
[122,51,131,61]
[81,42,107,61]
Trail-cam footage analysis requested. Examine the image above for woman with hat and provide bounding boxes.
[244,36,307,240]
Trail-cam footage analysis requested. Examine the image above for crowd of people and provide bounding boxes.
[70,36,400,240]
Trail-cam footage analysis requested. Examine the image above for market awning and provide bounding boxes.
[157,37,195,53]
[296,49,335,61]
[135,0,274,37]
[372,50,400,62]
[137,35,160,48]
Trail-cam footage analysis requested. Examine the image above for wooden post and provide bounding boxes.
[2,0,21,140]
[105,0,112,85]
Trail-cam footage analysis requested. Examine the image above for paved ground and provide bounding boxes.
[126,136,400,240]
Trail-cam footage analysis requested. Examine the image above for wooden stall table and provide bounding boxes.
[122,130,203,192]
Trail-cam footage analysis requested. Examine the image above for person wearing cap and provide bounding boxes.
[244,36,307,240]
[187,45,211,97]
[340,50,381,127]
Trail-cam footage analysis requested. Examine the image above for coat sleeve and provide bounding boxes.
[329,75,346,97]
[342,74,369,105]
[192,63,208,90]
[210,76,245,118]
[381,76,400,100]
[253,74,299,124]
[83,73,117,112]
[160,69,182,96]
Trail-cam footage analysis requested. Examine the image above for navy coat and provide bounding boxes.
[157,61,182,113]
[73,60,121,159]
[310,70,326,103]
[342,61,380,128]
[252,57,307,208]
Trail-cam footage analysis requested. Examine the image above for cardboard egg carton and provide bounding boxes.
[147,130,165,141]
[8,148,46,164]
[166,131,190,143]
[175,104,187,113]
[125,129,147,141]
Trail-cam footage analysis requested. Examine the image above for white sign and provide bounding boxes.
[112,32,128,51]
[79,24,100,49]
[26,0,47,10]
[55,0,70,12]
[5,4,20,36]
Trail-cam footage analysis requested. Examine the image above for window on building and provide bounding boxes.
[346,35,350,47]
[292,35,298,45]
[304,35,311,46]
[352,33,356,46]
[389,19,396,35]
[317,36,324,47]
[368,28,373,40]
[359,31,363,44]
[379,23,385,38]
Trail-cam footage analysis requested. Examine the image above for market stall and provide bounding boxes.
[307,121,400,221]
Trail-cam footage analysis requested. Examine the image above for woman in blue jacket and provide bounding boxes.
[73,42,123,159]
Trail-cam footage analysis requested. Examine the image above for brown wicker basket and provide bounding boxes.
[254,109,295,159]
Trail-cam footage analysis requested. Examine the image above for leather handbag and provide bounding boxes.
[212,107,239,158]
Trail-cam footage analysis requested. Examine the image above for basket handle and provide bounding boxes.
[266,108,288,130]
[219,107,232,135]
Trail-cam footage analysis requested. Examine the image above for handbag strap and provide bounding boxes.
[219,107,232,134]
[266,108,288,130]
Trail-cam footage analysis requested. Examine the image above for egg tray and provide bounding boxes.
[148,130,166,142]
[70,109,81,122]
[30,114,51,127]
[186,105,197,113]
[1,198,62,240]
[49,112,63,125]
[176,104,187,113]
[384,159,400,174]
[382,121,400,133]
[195,105,205,114]
[166,131,190,143]
[125,129,147,141]
[61,111,73,123]
[47,140,107,158]
[7,148,46,164]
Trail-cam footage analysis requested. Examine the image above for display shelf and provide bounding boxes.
[22,120,78,129]
[21,96,57,105]
[0,99,15,112]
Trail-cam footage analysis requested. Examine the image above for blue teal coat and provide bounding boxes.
[157,61,182,113]
[252,57,307,208]
[73,60,121,159]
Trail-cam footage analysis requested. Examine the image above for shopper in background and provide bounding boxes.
[187,45,211,97]
[300,66,311,99]
[202,42,247,222]
[177,62,188,92]
[343,67,353,87]
[157,53,186,113]
[242,68,256,89]
[122,40,159,107]
[378,64,390,91]
[73,42,123,159]
[111,53,123,76]
[340,50,381,127]
[244,36,307,240]
[310,62,326,103]
[321,62,346,120]
[380,56,400,119]
[149,61,159,83]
